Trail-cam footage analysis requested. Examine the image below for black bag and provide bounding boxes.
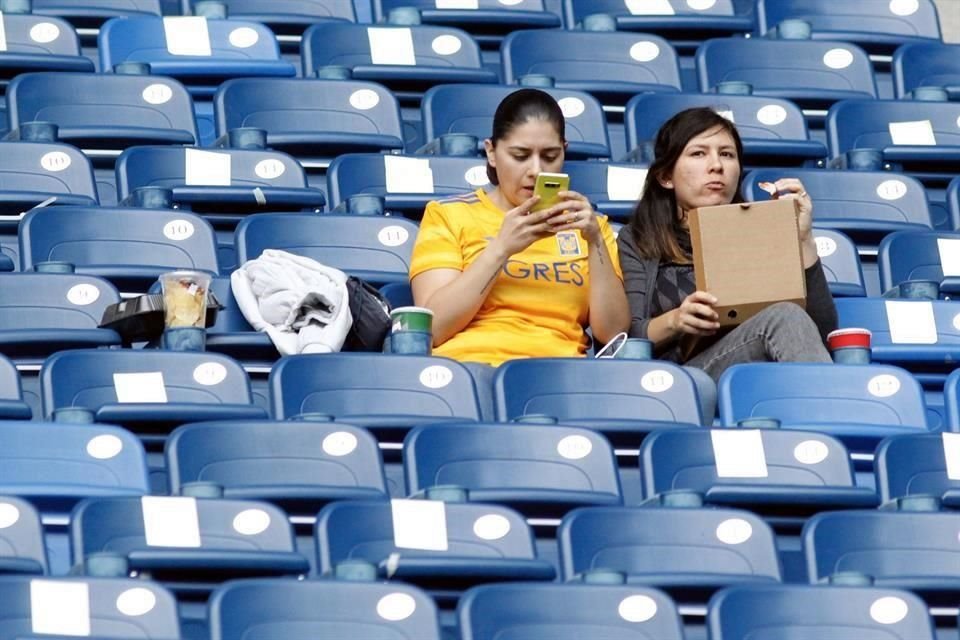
[342,276,392,351]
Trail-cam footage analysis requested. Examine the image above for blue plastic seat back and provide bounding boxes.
[559,506,782,584]
[0,273,121,358]
[878,230,960,292]
[640,428,859,499]
[0,576,180,639]
[625,93,826,165]
[30,0,162,27]
[214,78,405,158]
[893,42,960,100]
[564,0,748,34]
[826,99,960,160]
[708,584,936,640]
[374,0,561,33]
[403,423,623,508]
[697,38,877,104]
[19,207,219,291]
[99,16,295,92]
[495,358,702,425]
[7,72,198,150]
[501,30,681,102]
[0,143,98,217]
[115,146,317,204]
[422,84,611,160]
[71,496,306,575]
[326,153,492,218]
[0,14,93,77]
[0,355,31,420]
[460,583,684,640]
[949,176,960,230]
[743,168,933,243]
[0,422,149,512]
[757,0,941,48]
[719,363,928,429]
[876,433,960,503]
[808,229,866,297]
[301,22,491,82]
[0,498,48,575]
[562,160,648,222]
[234,212,417,285]
[804,509,960,585]
[41,349,255,417]
[209,579,441,640]
[944,369,960,431]
[182,0,357,25]
[315,500,552,579]
[167,420,388,505]
[270,353,483,421]
[835,299,960,363]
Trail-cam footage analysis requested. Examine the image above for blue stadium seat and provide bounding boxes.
[625,93,827,168]
[876,433,960,506]
[893,42,960,100]
[708,584,936,640]
[269,353,483,439]
[0,14,93,81]
[944,368,960,431]
[214,78,405,167]
[460,582,684,640]
[6,72,198,151]
[697,38,877,112]
[826,99,960,174]
[564,0,752,45]
[0,273,121,361]
[41,350,267,445]
[878,230,960,295]
[404,423,622,517]
[315,500,556,589]
[326,153,492,219]
[0,576,181,639]
[209,579,441,640]
[421,84,611,160]
[234,212,417,286]
[494,358,703,447]
[30,0,162,30]
[804,508,960,600]
[0,421,148,515]
[99,16,296,97]
[374,0,561,45]
[949,175,960,229]
[301,22,496,100]
[562,160,648,222]
[757,0,941,54]
[0,142,98,215]
[0,355,31,420]
[167,420,388,515]
[0,498,47,575]
[71,496,309,591]
[19,206,219,292]
[718,363,930,455]
[196,275,276,363]
[559,506,781,600]
[180,0,357,35]
[501,30,681,105]
[640,428,879,514]
[116,146,325,220]
[743,168,934,247]
[807,229,867,297]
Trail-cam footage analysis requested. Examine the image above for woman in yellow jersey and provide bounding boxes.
[409,88,630,368]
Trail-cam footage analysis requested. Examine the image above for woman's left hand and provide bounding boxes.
[759,178,814,242]
[542,190,602,244]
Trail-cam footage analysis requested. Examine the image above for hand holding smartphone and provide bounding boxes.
[531,172,570,212]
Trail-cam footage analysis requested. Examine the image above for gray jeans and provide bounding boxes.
[686,301,832,383]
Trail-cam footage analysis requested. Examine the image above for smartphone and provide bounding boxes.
[531,172,570,212]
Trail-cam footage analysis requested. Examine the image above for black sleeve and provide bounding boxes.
[617,231,654,339]
[804,259,839,344]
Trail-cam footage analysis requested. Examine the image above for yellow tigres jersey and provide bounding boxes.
[409,188,622,367]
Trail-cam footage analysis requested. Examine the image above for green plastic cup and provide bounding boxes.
[390,306,434,333]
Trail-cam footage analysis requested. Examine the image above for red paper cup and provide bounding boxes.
[827,328,872,351]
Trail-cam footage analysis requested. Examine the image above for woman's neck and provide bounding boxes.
[487,187,513,213]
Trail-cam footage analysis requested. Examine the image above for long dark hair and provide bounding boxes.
[486,88,566,185]
[628,107,744,262]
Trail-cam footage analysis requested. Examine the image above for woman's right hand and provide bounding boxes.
[669,291,721,336]
[491,195,562,257]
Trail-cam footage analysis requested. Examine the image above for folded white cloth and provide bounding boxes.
[231,249,353,355]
